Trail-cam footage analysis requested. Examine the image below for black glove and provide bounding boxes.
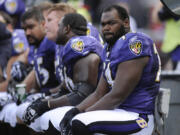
[22,98,50,125]
[60,108,80,135]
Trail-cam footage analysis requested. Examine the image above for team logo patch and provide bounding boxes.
[5,0,17,14]
[129,40,142,55]
[136,117,148,129]
[71,40,84,52]
[14,42,24,53]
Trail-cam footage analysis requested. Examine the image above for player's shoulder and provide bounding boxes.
[3,0,25,15]
[69,35,98,43]
[115,32,153,48]
[125,32,153,43]
[111,32,154,58]
[65,36,84,53]
[63,36,103,63]
[12,29,28,43]
[13,29,25,35]
[66,36,100,51]
[117,32,152,42]
[12,29,29,55]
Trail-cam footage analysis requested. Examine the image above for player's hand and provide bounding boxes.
[60,108,80,135]
[22,98,50,125]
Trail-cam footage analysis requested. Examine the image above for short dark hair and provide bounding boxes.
[62,13,87,36]
[21,6,44,23]
[103,5,129,20]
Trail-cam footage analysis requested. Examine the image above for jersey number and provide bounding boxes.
[104,62,114,87]
[37,57,49,85]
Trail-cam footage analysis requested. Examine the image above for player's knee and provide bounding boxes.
[72,119,92,135]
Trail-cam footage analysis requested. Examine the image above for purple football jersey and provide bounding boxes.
[54,23,104,86]
[0,0,25,28]
[31,37,59,93]
[11,29,29,56]
[60,35,103,91]
[54,44,64,84]
[87,22,104,45]
[102,32,161,114]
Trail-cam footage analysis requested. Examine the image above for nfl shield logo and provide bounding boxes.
[129,41,142,55]
[71,40,84,52]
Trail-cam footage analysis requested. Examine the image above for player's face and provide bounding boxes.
[56,18,67,45]
[22,18,45,45]
[101,9,127,46]
[45,11,65,41]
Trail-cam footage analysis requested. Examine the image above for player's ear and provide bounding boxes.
[123,18,130,32]
[41,20,45,27]
[64,24,71,34]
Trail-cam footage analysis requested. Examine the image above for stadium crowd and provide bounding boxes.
[0,0,178,135]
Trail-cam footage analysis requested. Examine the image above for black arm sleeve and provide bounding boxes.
[67,82,95,106]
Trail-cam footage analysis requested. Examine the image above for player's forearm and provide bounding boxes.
[49,95,71,109]
[85,93,123,111]
[77,91,101,112]
[0,80,8,91]
[0,67,4,83]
